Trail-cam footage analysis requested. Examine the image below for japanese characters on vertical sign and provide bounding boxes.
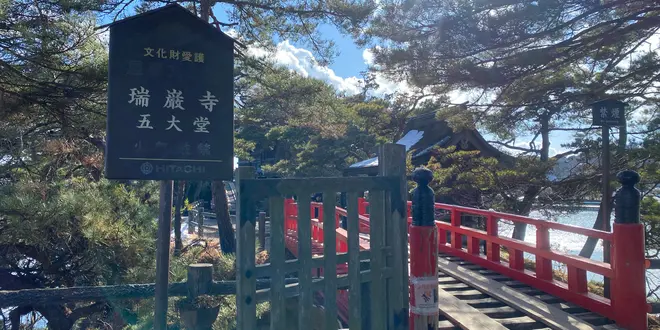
[105,4,236,180]
[591,99,627,127]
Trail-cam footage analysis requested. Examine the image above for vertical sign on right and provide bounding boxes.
[590,97,627,299]
[591,99,626,127]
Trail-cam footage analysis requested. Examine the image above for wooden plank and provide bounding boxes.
[378,143,407,330]
[437,257,598,330]
[236,166,257,329]
[254,250,372,278]
[323,190,338,330]
[438,319,458,330]
[369,190,387,330]
[347,192,362,330]
[269,196,286,330]
[253,268,390,303]
[297,194,313,329]
[239,176,400,199]
[436,287,508,330]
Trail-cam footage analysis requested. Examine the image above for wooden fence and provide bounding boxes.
[0,264,300,329]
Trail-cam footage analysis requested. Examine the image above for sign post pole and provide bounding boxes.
[154,180,173,329]
[590,98,627,299]
[602,123,611,298]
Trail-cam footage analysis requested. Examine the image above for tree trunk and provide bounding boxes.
[213,181,236,254]
[513,113,551,240]
[579,124,623,268]
[511,193,536,240]
[579,196,614,258]
[174,180,185,256]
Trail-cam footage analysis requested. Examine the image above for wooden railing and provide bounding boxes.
[283,199,373,326]
[0,264,300,329]
[273,192,646,329]
[430,202,614,318]
[358,198,619,321]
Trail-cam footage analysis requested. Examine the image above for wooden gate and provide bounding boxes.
[236,144,408,330]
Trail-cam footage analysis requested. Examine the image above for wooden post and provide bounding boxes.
[358,197,367,216]
[269,196,287,329]
[187,263,213,298]
[322,190,338,330]
[379,143,408,329]
[188,207,195,234]
[154,180,173,330]
[602,123,612,298]
[180,263,217,330]
[409,167,438,330]
[236,166,257,329]
[611,170,646,330]
[486,215,500,263]
[535,225,553,281]
[197,206,204,238]
[258,212,266,251]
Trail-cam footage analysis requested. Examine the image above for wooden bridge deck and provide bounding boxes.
[431,253,620,330]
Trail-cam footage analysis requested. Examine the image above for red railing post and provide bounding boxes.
[450,209,462,250]
[284,198,293,231]
[318,205,324,243]
[409,168,439,330]
[536,225,553,281]
[610,171,647,330]
[567,265,588,293]
[437,223,447,248]
[358,197,367,216]
[486,214,500,263]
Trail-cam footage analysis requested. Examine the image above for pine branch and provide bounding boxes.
[486,141,537,153]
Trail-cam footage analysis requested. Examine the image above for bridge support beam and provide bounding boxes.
[611,170,647,330]
[409,167,439,330]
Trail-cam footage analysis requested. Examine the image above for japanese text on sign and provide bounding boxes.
[144,47,204,63]
[129,87,218,132]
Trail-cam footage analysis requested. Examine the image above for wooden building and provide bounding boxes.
[344,111,514,177]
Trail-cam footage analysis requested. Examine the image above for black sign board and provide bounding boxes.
[591,99,626,127]
[105,4,235,180]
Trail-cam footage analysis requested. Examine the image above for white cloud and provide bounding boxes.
[248,40,363,95]
[246,41,418,97]
[362,48,375,66]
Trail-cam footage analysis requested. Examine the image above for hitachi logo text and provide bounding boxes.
[156,164,205,173]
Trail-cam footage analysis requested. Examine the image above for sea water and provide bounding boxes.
[499,209,659,291]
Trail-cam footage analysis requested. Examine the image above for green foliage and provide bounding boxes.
[236,64,392,177]
[362,0,658,224]
[642,197,660,259]
[423,146,498,206]
[0,179,159,327]
[0,179,158,286]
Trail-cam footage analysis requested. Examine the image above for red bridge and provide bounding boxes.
[281,196,647,330]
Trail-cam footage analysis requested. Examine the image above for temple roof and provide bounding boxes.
[345,111,514,175]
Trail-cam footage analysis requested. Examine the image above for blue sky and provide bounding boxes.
[314,24,367,78]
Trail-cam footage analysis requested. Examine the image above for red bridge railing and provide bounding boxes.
[358,197,647,330]
[283,199,369,324]
[283,196,646,330]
